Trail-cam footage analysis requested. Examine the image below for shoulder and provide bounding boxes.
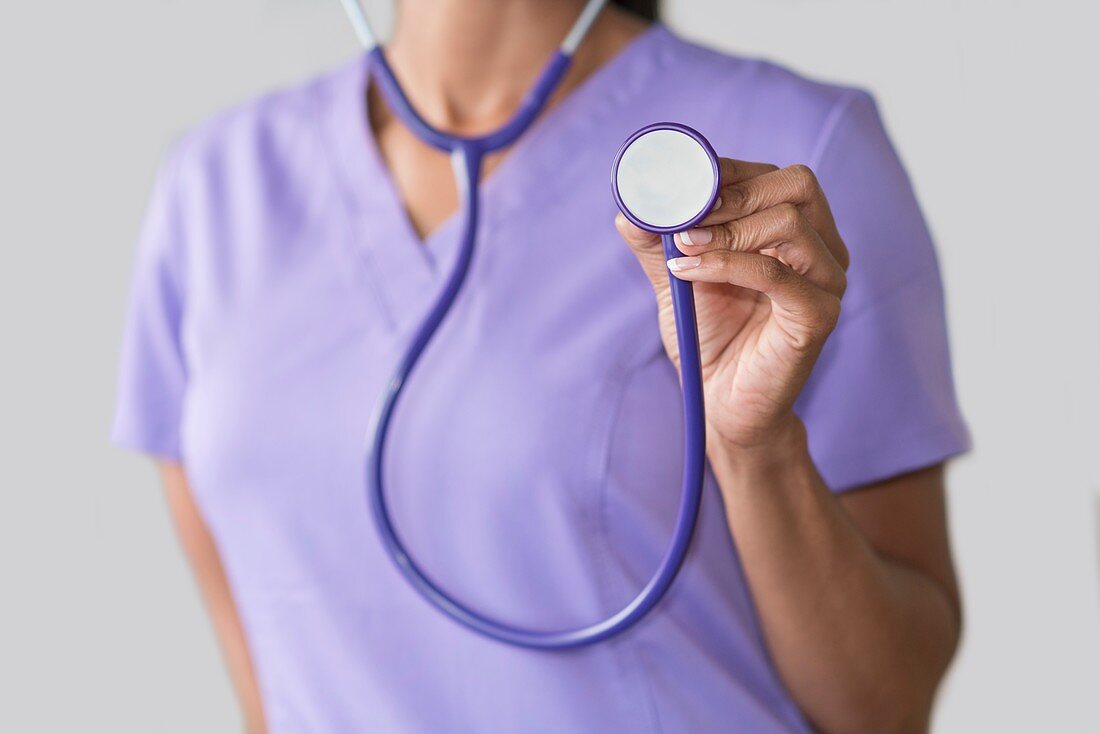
[139,59,365,299]
[159,59,360,207]
[650,26,878,165]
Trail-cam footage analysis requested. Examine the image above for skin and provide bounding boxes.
[157,2,961,733]
[617,163,961,733]
[160,463,268,734]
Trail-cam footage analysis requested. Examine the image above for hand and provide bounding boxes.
[616,160,849,450]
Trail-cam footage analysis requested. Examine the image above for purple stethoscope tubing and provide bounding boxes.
[343,0,712,649]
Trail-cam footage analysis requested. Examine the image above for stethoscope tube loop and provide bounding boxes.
[354,0,708,649]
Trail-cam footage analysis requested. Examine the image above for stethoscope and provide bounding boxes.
[339,0,721,649]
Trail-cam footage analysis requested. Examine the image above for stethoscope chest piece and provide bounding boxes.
[613,123,720,234]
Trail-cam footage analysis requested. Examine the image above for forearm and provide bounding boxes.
[160,463,268,734]
[711,421,959,734]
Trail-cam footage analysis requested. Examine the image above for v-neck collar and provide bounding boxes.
[322,24,671,327]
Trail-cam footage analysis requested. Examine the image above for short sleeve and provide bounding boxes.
[110,148,188,461]
[795,90,970,492]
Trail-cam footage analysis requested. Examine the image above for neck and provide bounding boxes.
[382,0,644,134]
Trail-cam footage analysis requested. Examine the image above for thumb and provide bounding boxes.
[615,212,672,292]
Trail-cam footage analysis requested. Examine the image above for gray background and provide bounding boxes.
[2,0,1097,731]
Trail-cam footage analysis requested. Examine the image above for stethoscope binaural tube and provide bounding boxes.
[339,0,711,649]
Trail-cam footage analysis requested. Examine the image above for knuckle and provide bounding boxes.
[719,159,741,186]
[723,220,749,251]
[795,296,841,350]
[834,269,848,299]
[836,240,851,271]
[775,203,802,238]
[789,329,819,352]
[758,255,790,283]
[788,164,819,195]
[725,183,751,212]
[821,294,842,327]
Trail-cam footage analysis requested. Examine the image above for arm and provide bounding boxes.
[617,155,961,733]
[712,428,959,734]
[158,462,268,734]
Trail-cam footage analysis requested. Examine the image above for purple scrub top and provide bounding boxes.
[113,25,969,734]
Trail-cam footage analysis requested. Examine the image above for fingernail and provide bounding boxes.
[711,196,723,212]
[667,256,701,272]
[680,228,712,246]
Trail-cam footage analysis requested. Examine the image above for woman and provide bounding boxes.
[112,0,970,731]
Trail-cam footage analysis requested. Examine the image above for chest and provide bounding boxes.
[369,107,509,241]
[175,149,675,590]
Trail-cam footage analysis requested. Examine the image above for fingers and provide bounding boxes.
[702,163,849,271]
[616,158,849,303]
[615,210,660,251]
[615,211,671,292]
[712,164,823,219]
[613,157,764,255]
[616,157,804,252]
[718,158,779,187]
[674,204,846,297]
[667,250,841,346]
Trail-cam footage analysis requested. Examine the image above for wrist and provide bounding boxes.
[707,415,813,485]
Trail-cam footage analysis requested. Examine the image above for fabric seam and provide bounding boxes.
[591,351,667,734]
[807,88,863,170]
[313,59,401,329]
